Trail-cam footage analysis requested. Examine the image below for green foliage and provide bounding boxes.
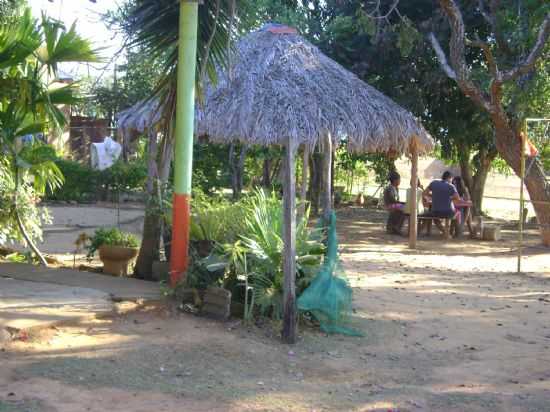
[192,143,231,194]
[99,159,148,192]
[0,159,51,245]
[86,228,139,257]
[237,190,324,319]
[0,0,25,24]
[46,158,147,202]
[77,46,165,122]
[239,0,309,33]
[175,188,324,320]
[396,17,421,58]
[189,196,247,244]
[46,158,99,201]
[0,8,96,248]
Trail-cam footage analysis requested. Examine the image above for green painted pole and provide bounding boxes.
[170,0,199,286]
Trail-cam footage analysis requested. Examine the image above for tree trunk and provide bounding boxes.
[160,136,174,261]
[430,0,550,245]
[298,145,309,220]
[458,147,496,216]
[282,138,297,344]
[308,151,323,216]
[261,158,272,187]
[134,131,160,280]
[493,122,550,246]
[229,143,248,200]
[13,166,48,266]
[321,135,333,222]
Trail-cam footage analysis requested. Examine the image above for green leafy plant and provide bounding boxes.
[0,8,98,264]
[189,192,247,244]
[239,190,324,319]
[86,228,139,258]
[46,158,100,201]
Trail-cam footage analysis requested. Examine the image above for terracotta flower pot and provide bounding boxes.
[98,245,139,276]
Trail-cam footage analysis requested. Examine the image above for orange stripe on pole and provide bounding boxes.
[170,193,191,286]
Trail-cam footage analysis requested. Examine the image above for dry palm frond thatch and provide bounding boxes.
[197,25,433,154]
[117,98,163,134]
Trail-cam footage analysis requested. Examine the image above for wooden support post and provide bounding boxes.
[170,0,199,286]
[517,125,526,273]
[298,144,309,220]
[322,134,333,222]
[145,129,159,194]
[282,137,297,344]
[409,139,418,249]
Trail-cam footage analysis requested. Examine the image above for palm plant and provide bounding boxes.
[0,9,98,264]
[240,190,324,319]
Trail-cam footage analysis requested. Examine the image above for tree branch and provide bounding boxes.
[429,33,457,80]
[434,0,493,112]
[468,35,499,78]
[477,0,513,55]
[502,13,550,81]
[364,0,401,20]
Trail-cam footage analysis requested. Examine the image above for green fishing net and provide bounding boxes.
[297,211,363,336]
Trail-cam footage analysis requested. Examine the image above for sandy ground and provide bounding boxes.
[1,208,550,411]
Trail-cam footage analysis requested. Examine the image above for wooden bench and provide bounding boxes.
[417,215,452,239]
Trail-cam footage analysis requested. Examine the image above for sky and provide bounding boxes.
[28,0,126,79]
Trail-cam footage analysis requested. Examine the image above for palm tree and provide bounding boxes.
[0,9,98,265]
[115,0,249,278]
[118,0,301,278]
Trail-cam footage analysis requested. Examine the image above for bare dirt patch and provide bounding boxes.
[1,207,549,411]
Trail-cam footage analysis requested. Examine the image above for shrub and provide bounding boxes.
[86,228,139,257]
[46,158,100,202]
[46,158,148,202]
[98,159,148,192]
[182,189,324,320]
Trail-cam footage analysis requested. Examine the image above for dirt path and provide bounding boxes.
[1,208,549,411]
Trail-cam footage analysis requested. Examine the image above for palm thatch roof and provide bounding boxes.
[197,24,433,154]
[117,24,433,155]
[117,98,163,134]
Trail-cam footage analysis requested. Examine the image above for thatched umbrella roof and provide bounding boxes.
[117,98,163,134]
[197,24,433,155]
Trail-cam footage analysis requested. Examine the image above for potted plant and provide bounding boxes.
[87,228,140,276]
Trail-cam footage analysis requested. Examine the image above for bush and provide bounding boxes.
[180,189,324,320]
[46,158,148,202]
[86,228,139,257]
[46,158,100,202]
[98,159,148,192]
[0,160,51,245]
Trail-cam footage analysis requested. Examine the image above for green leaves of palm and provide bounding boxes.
[240,190,324,318]
[121,0,256,116]
[0,7,98,256]
[37,14,100,75]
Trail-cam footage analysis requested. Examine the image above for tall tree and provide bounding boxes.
[429,0,550,245]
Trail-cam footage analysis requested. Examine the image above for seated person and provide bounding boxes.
[383,171,405,235]
[422,171,461,235]
[452,176,474,237]
[404,178,424,215]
